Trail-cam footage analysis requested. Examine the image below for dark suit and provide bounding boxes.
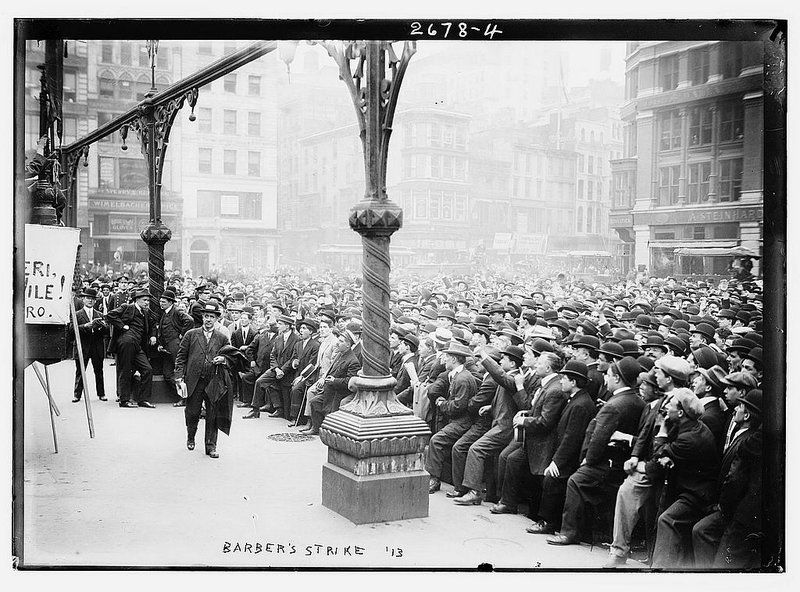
[308,348,360,431]
[538,389,596,529]
[699,398,727,457]
[242,329,275,411]
[692,428,761,568]
[230,324,256,401]
[256,329,299,419]
[288,337,320,421]
[500,374,567,509]
[559,387,646,541]
[394,353,419,407]
[156,305,194,396]
[651,419,720,568]
[425,368,477,482]
[105,303,154,404]
[175,327,231,448]
[70,306,108,400]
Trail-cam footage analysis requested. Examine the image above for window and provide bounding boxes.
[587,208,593,233]
[578,179,584,199]
[660,54,679,91]
[719,101,744,142]
[198,41,213,55]
[626,67,638,99]
[721,43,743,79]
[63,71,77,103]
[97,112,114,143]
[524,179,531,198]
[659,110,682,151]
[443,126,453,146]
[430,155,441,178]
[689,105,713,146]
[101,42,113,63]
[118,75,133,100]
[587,181,594,200]
[455,127,466,148]
[597,180,603,199]
[224,74,237,93]
[120,43,131,65]
[719,159,743,202]
[577,154,584,172]
[402,154,412,179]
[223,150,236,175]
[625,123,638,157]
[138,45,149,67]
[412,190,427,219]
[118,158,147,190]
[197,191,216,217]
[658,165,681,205]
[687,162,711,203]
[690,48,710,85]
[98,156,115,189]
[248,75,261,96]
[693,226,706,240]
[240,194,262,219]
[443,156,454,179]
[198,148,212,174]
[713,223,739,239]
[430,123,441,147]
[442,192,453,219]
[454,195,466,221]
[588,155,594,174]
[223,110,237,134]
[220,194,240,217]
[577,207,583,232]
[429,192,441,219]
[248,151,260,177]
[99,74,115,99]
[247,112,261,136]
[198,107,212,133]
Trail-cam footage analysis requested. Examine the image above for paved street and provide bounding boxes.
[22,360,619,569]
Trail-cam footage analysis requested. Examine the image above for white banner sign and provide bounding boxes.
[24,224,81,325]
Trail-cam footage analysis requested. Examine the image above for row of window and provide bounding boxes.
[219,73,263,96]
[657,158,743,204]
[658,101,744,151]
[652,222,740,241]
[626,42,746,99]
[98,155,173,192]
[576,205,602,235]
[196,190,263,219]
[98,72,170,101]
[402,154,468,181]
[196,108,263,136]
[403,122,468,150]
[512,154,577,178]
[198,148,262,177]
[576,179,611,202]
[100,42,169,70]
[576,153,608,176]
[405,190,468,222]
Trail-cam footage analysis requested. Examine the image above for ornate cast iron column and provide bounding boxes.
[314,40,432,524]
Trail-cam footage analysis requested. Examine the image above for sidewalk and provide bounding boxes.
[21,360,619,569]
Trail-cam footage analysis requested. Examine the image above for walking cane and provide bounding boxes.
[291,386,308,427]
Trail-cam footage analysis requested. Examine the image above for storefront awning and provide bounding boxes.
[673,243,760,258]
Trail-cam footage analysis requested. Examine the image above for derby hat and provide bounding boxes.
[598,341,625,360]
[297,317,319,332]
[574,334,600,353]
[401,333,420,352]
[131,288,150,300]
[692,322,716,341]
[739,388,762,415]
[691,345,718,370]
[527,337,555,355]
[619,339,642,357]
[433,327,453,346]
[559,360,589,382]
[79,287,99,299]
[159,288,177,302]
[664,335,688,357]
[437,308,456,321]
[643,334,669,352]
[637,355,655,372]
[501,345,526,365]
[613,356,643,388]
[743,346,762,366]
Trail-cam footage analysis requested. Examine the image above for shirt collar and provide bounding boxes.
[541,373,558,387]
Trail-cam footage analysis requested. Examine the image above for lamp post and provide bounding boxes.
[292,40,432,524]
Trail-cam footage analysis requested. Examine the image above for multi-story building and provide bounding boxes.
[84,40,183,268]
[178,40,280,276]
[610,41,763,277]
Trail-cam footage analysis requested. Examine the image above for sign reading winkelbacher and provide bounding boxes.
[24,224,81,325]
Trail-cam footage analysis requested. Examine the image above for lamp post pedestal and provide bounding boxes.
[320,375,431,524]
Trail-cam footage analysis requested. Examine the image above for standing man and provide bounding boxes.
[155,288,195,407]
[174,301,231,458]
[70,287,108,402]
[105,288,155,408]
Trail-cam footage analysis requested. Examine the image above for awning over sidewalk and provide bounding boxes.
[673,244,760,258]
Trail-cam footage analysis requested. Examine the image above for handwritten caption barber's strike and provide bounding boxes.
[222,541,404,559]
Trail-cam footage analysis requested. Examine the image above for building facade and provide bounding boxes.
[610,41,763,277]
[178,41,280,277]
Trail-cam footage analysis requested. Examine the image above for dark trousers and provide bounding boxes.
[250,369,276,415]
[560,464,624,541]
[73,351,105,399]
[185,375,218,449]
[451,422,490,490]
[652,496,706,568]
[539,475,569,529]
[425,418,472,480]
[240,368,257,406]
[290,380,309,422]
[266,378,291,419]
[692,510,726,568]
[161,351,178,397]
[500,446,543,515]
[461,426,513,492]
[115,340,152,403]
[496,440,522,502]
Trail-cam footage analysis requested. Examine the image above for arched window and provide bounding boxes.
[587,207,593,233]
[118,73,134,100]
[577,206,584,233]
[156,74,171,88]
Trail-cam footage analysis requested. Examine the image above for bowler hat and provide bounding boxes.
[634,314,652,330]
[297,317,319,332]
[613,356,643,388]
[692,322,716,341]
[664,335,688,356]
[79,287,99,299]
[575,335,600,353]
[530,325,554,340]
[619,339,642,357]
[402,333,420,352]
[438,308,456,321]
[743,346,762,366]
[131,288,150,300]
[637,355,655,372]
[560,360,589,382]
[501,345,525,365]
[160,289,177,302]
[739,388,762,415]
[598,341,625,360]
[527,338,554,355]
[643,334,668,352]
[691,345,719,370]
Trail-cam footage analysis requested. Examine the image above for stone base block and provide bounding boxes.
[321,462,429,524]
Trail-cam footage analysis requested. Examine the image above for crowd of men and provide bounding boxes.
[68,266,765,569]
